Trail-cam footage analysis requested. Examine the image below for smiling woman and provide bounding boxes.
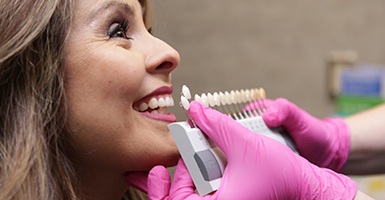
[0,0,376,199]
[0,0,180,199]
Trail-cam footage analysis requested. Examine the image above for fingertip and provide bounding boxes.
[262,100,282,127]
[125,171,149,193]
[188,101,205,117]
[149,165,170,181]
[174,159,190,177]
[148,165,171,198]
[170,159,197,198]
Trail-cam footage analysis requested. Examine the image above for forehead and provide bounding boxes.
[73,0,143,21]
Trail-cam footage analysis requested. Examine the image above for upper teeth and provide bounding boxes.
[136,96,174,112]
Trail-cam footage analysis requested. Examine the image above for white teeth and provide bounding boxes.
[165,96,172,106]
[148,98,159,109]
[182,85,191,99]
[158,97,166,107]
[135,95,174,112]
[139,102,149,111]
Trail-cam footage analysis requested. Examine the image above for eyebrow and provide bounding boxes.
[89,0,135,20]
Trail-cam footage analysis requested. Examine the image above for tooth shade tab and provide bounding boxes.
[219,92,227,105]
[213,92,221,106]
[230,90,237,104]
[259,88,266,99]
[224,91,232,105]
[201,93,209,107]
[182,85,192,99]
[254,89,261,100]
[207,93,215,107]
[240,90,247,103]
[235,90,242,104]
[181,96,190,110]
[245,89,251,102]
[177,85,267,120]
[194,94,202,104]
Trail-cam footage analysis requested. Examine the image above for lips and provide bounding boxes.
[133,86,177,122]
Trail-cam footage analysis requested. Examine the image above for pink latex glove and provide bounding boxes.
[127,101,356,199]
[125,166,170,199]
[262,98,351,171]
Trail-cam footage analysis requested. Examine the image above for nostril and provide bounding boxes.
[155,61,174,70]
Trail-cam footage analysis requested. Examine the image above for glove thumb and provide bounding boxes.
[189,101,254,158]
[125,166,171,200]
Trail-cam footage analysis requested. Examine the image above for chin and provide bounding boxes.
[145,151,180,170]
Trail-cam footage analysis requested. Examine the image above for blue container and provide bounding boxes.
[340,65,385,97]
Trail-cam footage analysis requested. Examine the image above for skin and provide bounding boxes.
[343,103,385,175]
[63,0,181,199]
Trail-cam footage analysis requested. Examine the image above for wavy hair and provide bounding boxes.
[0,0,152,199]
[0,0,77,199]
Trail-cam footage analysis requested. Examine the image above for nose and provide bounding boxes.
[142,33,180,75]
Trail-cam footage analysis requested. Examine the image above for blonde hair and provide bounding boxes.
[0,0,154,199]
[0,0,77,199]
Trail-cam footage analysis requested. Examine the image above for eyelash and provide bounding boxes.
[108,20,132,40]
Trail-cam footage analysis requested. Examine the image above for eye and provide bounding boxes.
[108,20,132,40]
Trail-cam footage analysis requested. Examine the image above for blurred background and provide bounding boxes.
[152,0,385,198]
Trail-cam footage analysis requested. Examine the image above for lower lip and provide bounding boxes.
[139,111,177,123]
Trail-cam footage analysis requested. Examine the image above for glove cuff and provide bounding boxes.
[302,165,357,200]
[322,117,351,172]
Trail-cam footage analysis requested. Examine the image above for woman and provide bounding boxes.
[0,0,373,199]
[1,0,180,199]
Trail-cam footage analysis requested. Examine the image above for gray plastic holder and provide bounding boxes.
[168,115,297,196]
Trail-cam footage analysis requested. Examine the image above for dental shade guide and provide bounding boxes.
[168,85,297,196]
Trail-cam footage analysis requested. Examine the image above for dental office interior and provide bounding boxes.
[153,0,385,199]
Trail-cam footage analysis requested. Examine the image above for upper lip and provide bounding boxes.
[142,85,173,99]
[133,86,173,107]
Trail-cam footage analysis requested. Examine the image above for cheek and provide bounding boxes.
[63,44,179,171]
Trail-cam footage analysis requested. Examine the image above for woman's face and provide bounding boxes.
[64,0,180,196]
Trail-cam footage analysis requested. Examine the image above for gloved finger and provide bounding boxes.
[125,171,149,193]
[169,159,203,200]
[125,166,172,199]
[262,98,315,133]
[188,101,252,157]
[243,98,274,112]
[147,165,171,200]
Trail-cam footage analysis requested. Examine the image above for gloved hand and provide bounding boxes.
[126,101,356,199]
[262,98,351,171]
[126,158,209,199]
[125,165,170,199]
